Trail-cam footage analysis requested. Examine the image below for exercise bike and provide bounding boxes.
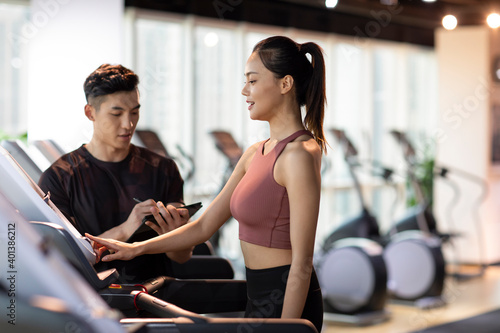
[319,129,446,314]
[390,130,489,282]
[383,130,446,307]
[316,129,390,325]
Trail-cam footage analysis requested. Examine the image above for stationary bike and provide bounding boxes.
[390,130,489,282]
[316,129,390,325]
[382,130,446,306]
[318,129,445,315]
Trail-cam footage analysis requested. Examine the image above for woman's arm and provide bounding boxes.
[276,139,322,319]
[87,143,260,262]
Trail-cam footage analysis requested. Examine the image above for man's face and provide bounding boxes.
[88,89,140,152]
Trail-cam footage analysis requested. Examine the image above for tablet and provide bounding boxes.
[126,202,203,243]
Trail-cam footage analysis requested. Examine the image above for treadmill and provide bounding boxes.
[0,146,318,332]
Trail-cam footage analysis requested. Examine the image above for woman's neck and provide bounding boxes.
[268,112,304,142]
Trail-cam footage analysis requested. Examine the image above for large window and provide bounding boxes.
[0,2,29,137]
[128,9,438,247]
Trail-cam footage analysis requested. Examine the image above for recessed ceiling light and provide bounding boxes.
[442,15,458,30]
[487,13,500,28]
[325,0,338,8]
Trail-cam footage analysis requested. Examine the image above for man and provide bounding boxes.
[39,64,192,283]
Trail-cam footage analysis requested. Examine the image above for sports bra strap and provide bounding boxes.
[274,130,313,156]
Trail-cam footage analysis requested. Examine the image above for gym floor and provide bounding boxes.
[322,265,500,333]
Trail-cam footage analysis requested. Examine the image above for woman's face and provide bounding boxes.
[241,52,284,121]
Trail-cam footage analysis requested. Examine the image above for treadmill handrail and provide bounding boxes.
[132,291,208,324]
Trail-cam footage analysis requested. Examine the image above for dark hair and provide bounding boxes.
[253,36,327,153]
[83,64,139,109]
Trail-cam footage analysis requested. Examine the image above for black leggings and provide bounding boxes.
[245,264,323,332]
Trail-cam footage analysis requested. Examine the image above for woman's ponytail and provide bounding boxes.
[300,42,327,154]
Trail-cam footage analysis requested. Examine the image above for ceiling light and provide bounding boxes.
[325,0,338,8]
[487,13,500,28]
[204,32,219,47]
[442,15,458,30]
[422,0,436,2]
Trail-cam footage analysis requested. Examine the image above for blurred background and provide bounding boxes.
[1,0,500,272]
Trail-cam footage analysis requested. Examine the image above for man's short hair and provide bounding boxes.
[84,64,139,109]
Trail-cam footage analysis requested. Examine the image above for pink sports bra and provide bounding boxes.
[230,130,313,249]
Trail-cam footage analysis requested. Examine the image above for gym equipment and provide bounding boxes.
[435,165,488,280]
[390,130,488,280]
[383,230,445,306]
[210,130,243,171]
[387,130,441,237]
[385,130,446,306]
[321,129,384,245]
[0,147,318,333]
[134,129,196,182]
[0,193,318,333]
[0,145,235,285]
[134,129,169,157]
[0,139,45,183]
[33,139,66,163]
[316,129,390,325]
[0,192,124,332]
[320,129,445,313]
[209,130,243,193]
[0,145,97,265]
[317,238,389,325]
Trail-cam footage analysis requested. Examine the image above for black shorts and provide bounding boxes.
[245,264,323,332]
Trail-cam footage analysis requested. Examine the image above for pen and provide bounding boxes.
[133,197,167,223]
[134,197,186,208]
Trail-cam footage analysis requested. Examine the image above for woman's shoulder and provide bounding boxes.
[285,135,321,160]
[275,135,321,186]
[281,135,321,173]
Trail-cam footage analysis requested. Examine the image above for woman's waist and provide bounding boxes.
[241,240,292,269]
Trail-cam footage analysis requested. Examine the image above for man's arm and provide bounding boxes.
[98,199,158,241]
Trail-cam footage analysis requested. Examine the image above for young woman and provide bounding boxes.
[87,35,327,332]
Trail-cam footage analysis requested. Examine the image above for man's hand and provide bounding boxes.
[124,199,158,233]
[98,199,157,241]
[148,201,192,263]
[146,201,189,235]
